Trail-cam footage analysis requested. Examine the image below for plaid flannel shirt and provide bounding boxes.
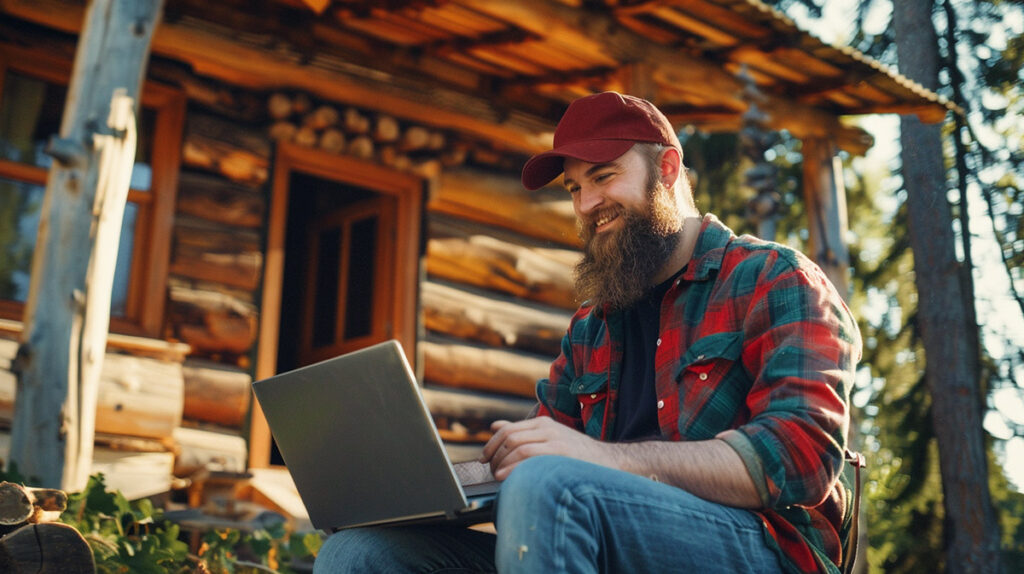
[536,214,862,573]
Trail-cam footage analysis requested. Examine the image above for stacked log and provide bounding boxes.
[0,339,183,441]
[169,110,265,367]
[426,217,580,311]
[263,91,456,178]
[0,483,92,573]
[181,359,251,428]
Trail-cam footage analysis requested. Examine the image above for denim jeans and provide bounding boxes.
[313,455,783,573]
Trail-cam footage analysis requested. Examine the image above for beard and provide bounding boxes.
[573,179,683,311]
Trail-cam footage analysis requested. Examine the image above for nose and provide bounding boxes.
[575,184,603,216]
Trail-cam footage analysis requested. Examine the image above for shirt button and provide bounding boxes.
[698,372,709,381]
[656,338,662,346]
[590,393,597,399]
[697,354,705,361]
[657,400,665,409]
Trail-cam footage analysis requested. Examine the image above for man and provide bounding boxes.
[314,92,861,573]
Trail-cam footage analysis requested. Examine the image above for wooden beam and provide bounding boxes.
[464,0,880,151]
[9,0,164,491]
[0,0,553,155]
[801,137,850,299]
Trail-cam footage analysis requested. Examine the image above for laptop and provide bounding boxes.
[252,339,500,532]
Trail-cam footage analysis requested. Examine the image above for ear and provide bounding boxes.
[658,147,682,187]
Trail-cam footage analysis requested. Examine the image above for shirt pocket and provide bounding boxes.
[572,373,609,433]
[674,332,749,436]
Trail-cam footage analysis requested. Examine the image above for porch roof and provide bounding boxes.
[2,0,955,155]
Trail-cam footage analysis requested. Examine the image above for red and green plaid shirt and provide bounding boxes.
[536,214,862,573]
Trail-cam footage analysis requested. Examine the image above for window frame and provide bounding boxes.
[0,44,185,338]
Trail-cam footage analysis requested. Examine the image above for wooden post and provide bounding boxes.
[801,137,851,297]
[10,0,164,490]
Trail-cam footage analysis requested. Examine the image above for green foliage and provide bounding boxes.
[41,473,321,574]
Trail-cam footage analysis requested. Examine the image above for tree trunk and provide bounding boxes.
[891,2,1003,572]
[11,0,164,490]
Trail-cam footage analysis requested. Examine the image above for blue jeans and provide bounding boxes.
[313,456,783,573]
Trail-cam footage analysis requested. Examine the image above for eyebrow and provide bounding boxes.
[563,159,622,187]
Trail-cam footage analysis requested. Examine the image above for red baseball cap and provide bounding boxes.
[521,92,682,190]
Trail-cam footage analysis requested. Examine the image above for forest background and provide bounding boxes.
[685,0,1024,571]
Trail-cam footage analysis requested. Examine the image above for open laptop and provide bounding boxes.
[252,339,500,532]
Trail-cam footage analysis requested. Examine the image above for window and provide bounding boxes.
[0,45,184,336]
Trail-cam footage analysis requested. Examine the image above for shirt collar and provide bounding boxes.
[679,213,734,282]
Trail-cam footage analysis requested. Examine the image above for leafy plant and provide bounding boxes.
[0,466,321,574]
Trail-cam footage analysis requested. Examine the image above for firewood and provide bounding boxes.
[305,105,339,130]
[0,523,95,573]
[0,483,32,527]
[294,125,318,147]
[268,121,298,142]
[347,135,374,159]
[319,128,346,154]
[399,126,431,151]
[427,131,446,151]
[267,92,292,120]
[379,145,412,170]
[0,482,68,536]
[373,114,400,143]
[343,107,370,134]
[411,158,443,179]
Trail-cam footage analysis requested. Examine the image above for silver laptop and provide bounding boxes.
[252,339,499,532]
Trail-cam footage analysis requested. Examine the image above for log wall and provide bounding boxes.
[159,84,583,446]
[0,62,582,469]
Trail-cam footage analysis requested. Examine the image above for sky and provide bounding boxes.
[786,0,1024,492]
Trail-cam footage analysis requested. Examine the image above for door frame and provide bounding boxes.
[249,142,423,468]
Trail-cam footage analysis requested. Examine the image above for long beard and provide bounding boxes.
[573,181,683,311]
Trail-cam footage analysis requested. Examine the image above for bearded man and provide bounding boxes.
[314,92,862,574]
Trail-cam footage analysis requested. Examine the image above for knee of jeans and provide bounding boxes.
[312,529,383,574]
[499,455,583,507]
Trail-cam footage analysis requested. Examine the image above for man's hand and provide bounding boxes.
[478,417,764,508]
[479,416,614,480]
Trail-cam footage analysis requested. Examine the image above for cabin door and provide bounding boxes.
[253,143,422,468]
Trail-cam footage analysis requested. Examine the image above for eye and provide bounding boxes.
[566,183,580,194]
[594,172,614,183]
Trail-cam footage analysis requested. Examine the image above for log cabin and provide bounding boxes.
[0,0,951,505]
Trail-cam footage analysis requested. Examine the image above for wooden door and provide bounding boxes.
[251,143,422,468]
[299,196,396,365]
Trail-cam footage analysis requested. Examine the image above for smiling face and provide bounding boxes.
[565,144,688,310]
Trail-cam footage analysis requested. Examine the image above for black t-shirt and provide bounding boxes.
[611,271,681,441]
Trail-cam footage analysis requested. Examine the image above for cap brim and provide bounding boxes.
[521,139,637,190]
